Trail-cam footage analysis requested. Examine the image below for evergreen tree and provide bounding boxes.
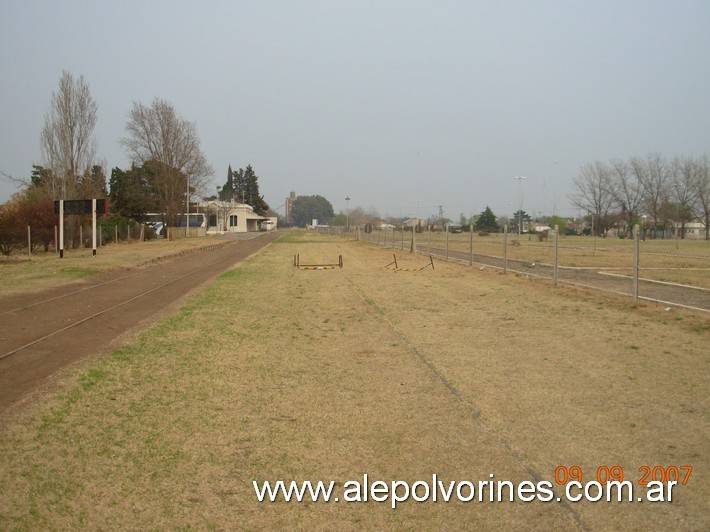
[512,209,531,233]
[218,165,236,201]
[243,165,269,215]
[109,162,161,221]
[218,164,269,215]
[79,165,108,198]
[30,165,55,192]
[476,206,500,232]
[233,167,246,203]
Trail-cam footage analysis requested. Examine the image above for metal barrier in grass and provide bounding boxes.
[383,254,435,272]
[293,254,343,270]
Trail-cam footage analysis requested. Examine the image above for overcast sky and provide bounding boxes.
[1,0,709,220]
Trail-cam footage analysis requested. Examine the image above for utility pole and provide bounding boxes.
[514,176,527,236]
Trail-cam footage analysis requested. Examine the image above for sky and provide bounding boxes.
[1,0,709,221]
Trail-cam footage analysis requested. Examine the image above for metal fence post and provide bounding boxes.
[27,226,31,261]
[633,224,639,302]
[445,224,449,261]
[503,225,508,274]
[469,227,473,266]
[553,225,559,287]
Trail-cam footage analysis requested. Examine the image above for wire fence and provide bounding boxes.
[1,223,162,258]
[318,225,710,312]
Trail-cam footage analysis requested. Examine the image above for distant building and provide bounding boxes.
[261,208,279,231]
[197,200,265,233]
[403,218,427,231]
[529,222,552,233]
[675,220,707,239]
[285,191,296,224]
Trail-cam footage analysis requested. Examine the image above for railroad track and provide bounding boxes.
[0,232,280,409]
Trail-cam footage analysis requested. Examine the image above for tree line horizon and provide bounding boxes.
[1,71,709,250]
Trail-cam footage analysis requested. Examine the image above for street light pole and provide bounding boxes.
[513,176,527,236]
[345,196,350,231]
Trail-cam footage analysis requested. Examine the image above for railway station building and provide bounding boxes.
[197,201,276,233]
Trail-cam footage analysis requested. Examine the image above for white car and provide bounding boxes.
[152,221,166,237]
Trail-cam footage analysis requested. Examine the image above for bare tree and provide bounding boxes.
[609,158,642,236]
[121,98,214,227]
[669,156,699,239]
[40,70,98,199]
[569,161,615,235]
[631,153,668,238]
[693,155,710,239]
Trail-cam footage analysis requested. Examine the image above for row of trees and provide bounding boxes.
[1,71,215,254]
[5,71,709,248]
[570,154,710,238]
[1,70,282,256]
[325,204,505,233]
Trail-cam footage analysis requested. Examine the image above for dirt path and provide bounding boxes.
[0,232,280,411]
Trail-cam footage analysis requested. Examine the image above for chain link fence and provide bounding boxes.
[317,225,710,312]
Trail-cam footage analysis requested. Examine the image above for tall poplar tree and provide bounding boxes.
[40,70,99,200]
[219,165,236,201]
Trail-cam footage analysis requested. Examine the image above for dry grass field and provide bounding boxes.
[0,231,707,530]
[392,230,710,289]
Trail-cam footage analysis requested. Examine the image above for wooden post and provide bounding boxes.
[445,224,449,261]
[503,225,508,274]
[58,200,64,258]
[427,223,431,254]
[92,198,97,256]
[632,224,639,302]
[553,225,559,287]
